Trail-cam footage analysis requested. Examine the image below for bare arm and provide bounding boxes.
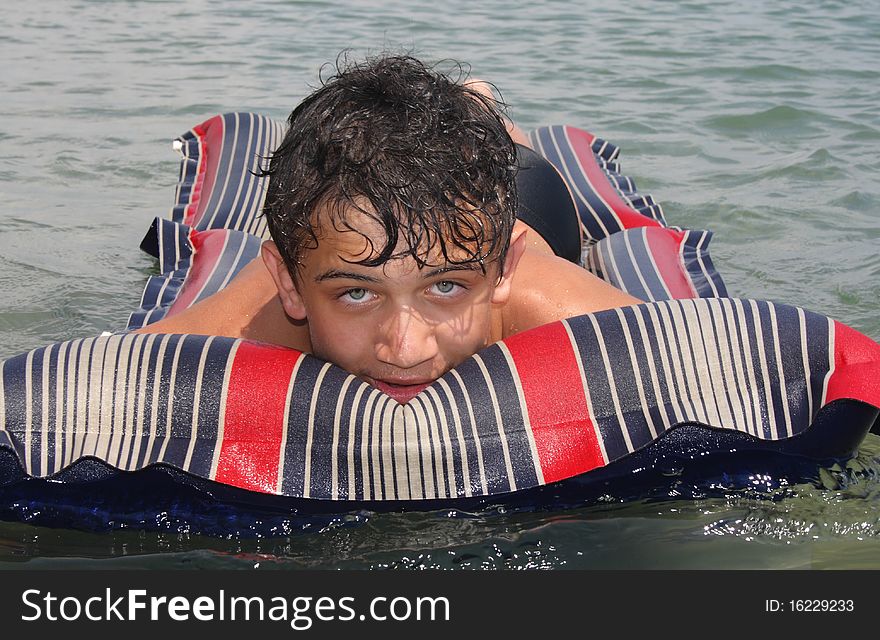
[503,244,643,337]
[132,257,311,350]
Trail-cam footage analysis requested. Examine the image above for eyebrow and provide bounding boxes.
[314,264,483,284]
[314,269,381,283]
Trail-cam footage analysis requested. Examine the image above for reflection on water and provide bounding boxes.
[3,436,878,570]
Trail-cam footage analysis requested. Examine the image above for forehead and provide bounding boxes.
[302,201,495,272]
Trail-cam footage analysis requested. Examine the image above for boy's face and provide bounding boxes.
[263,206,524,404]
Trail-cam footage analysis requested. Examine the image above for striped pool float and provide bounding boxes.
[0,112,878,532]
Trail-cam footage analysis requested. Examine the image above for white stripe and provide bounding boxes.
[681,300,722,428]
[72,340,89,461]
[677,231,699,297]
[302,361,332,498]
[81,337,107,459]
[40,345,52,477]
[602,239,626,297]
[749,300,779,439]
[649,303,693,423]
[94,335,121,459]
[374,396,393,499]
[158,336,187,462]
[561,319,609,464]
[718,298,755,436]
[329,373,354,500]
[638,227,674,301]
[107,334,134,467]
[473,353,517,491]
[115,334,141,469]
[144,334,171,465]
[731,299,763,437]
[496,343,544,485]
[422,389,448,499]
[64,339,82,470]
[242,115,264,236]
[182,336,216,472]
[24,350,33,474]
[52,341,69,474]
[359,389,380,500]
[433,381,474,497]
[704,299,746,432]
[663,301,707,424]
[820,315,835,407]
[203,113,240,230]
[693,231,720,297]
[407,395,434,499]
[768,303,793,437]
[614,307,659,440]
[424,388,460,497]
[402,401,423,500]
[394,403,413,500]
[130,333,157,469]
[190,232,232,306]
[797,308,815,423]
[539,128,616,237]
[0,360,5,447]
[217,234,251,291]
[345,383,368,499]
[630,305,672,433]
[275,352,304,495]
[623,230,655,302]
[225,113,255,231]
[449,370,488,494]
[431,389,459,499]
[209,339,241,479]
[587,314,635,453]
[557,127,621,234]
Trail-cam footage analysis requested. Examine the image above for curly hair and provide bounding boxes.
[259,54,519,277]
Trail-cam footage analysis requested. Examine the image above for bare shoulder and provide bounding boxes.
[132,258,311,350]
[503,248,642,337]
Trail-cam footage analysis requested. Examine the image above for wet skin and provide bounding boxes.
[260,207,526,404]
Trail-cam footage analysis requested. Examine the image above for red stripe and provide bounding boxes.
[214,342,303,494]
[643,227,698,298]
[824,321,880,408]
[503,322,605,483]
[566,126,663,230]
[185,115,224,228]
[165,229,227,316]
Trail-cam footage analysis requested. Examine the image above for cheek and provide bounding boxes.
[436,305,493,355]
[306,308,373,368]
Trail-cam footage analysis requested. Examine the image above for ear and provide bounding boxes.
[490,226,528,305]
[261,241,308,320]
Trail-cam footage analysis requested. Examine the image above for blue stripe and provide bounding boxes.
[170,128,201,225]
[477,346,538,490]
[805,309,832,419]
[279,356,324,497]
[532,126,620,240]
[305,365,351,499]
[445,357,514,494]
[566,313,632,462]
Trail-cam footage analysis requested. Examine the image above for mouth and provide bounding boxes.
[368,378,433,404]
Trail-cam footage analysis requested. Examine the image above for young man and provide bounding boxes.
[136,55,639,403]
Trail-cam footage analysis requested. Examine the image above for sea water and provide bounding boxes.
[0,0,878,568]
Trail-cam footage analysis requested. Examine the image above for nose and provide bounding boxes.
[375,307,439,370]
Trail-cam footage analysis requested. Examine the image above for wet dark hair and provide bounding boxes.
[260,53,518,277]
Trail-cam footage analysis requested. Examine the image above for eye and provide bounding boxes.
[339,288,374,304]
[430,280,463,296]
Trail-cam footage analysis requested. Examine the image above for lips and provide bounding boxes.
[369,379,432,404]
